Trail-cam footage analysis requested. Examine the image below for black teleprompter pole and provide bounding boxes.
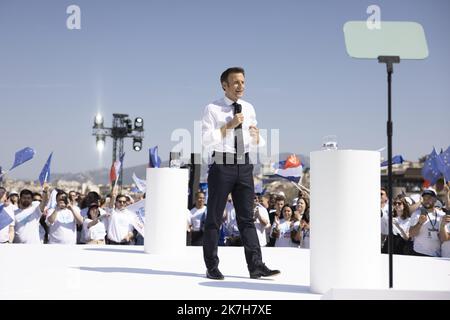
[378,55,400,289]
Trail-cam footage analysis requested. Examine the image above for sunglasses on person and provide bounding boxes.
[394,202,403,206]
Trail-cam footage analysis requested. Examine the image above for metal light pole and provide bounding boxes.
[92,113,144,190]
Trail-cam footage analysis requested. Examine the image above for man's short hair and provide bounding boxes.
[220,67,245,85]
[116,194,127,202]
[19,189,33,198]
[195,191,205,198]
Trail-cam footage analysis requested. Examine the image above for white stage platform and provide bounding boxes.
[0,245,449,300]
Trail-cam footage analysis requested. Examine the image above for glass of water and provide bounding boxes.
[322,135,338,150]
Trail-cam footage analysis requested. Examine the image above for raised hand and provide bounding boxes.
[418,214,428,225]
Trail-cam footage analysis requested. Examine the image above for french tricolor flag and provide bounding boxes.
[110,153,125,184]
[273,154,303,183]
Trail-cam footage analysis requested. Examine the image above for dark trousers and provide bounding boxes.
[203,162,262,272]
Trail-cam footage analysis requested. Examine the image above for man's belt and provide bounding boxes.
[212,151,250,165]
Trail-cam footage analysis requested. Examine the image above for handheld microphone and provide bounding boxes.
[234,103,242,129]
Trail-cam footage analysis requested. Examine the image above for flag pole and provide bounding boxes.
[290,181,310,195]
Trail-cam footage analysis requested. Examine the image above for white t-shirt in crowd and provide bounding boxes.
[190,206,207,232]
[410,208,445,256]
[79,207,107,242]
[186,209,192,231]
[13,202,42,244]
[83,218,106,241]
[441,222,450,258]
[0,206,15,243]
[393,216,411,238]
[272,219,297,248]
[254,204,270,246]
[106,208,135,243]
[46,208,78,244]
[301,225,310,249]
[223,202,239,237]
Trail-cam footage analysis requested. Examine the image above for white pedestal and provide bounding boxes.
[310,150,383,294]
[144,168,189,255]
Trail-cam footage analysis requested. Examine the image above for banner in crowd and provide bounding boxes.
[380,155,404,167]
[149,146,161,168]
[273,154,303,183]
[132,172,147,193]
[9,147,36,171]
[437,146,450,181]
[110,153,125,184]
[126,199,145,237]
[38,152,53,186]
[422,147,445,185]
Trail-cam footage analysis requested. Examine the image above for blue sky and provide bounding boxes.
[0,0,449,180]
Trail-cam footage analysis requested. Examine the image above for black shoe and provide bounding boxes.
[250,263,281,279]
[206,268,224,280]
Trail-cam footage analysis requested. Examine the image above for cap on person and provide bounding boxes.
[422,188,437,198]
[9,190,19,196]
[404,196,413,205]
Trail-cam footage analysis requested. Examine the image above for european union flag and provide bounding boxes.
[149,146,161,168]
[437,146,450,181]
[421,148,442,185]
[9,147,35,171]
[380,155,404,167]
[38,152,53,186]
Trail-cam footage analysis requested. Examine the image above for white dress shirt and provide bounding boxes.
[202,96,265,156]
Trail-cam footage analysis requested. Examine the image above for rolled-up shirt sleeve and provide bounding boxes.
[202,105,222,149]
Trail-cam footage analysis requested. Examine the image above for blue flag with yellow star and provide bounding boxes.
[422,148,442,185]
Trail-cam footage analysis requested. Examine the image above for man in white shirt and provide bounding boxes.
[253,194,270,247]
[223,195,241,246]
[8,188,48,244]
[201,67,280,280]
[409,188,445,256]
[190,192,207,246]
[106,194,135,245]
[46,190,84,244]
[0,188,14,244]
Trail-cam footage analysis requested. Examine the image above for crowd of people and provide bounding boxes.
[1,179,449,258]
[0,184,143,245]
[186,190,311,249]
[380,179,450,257]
